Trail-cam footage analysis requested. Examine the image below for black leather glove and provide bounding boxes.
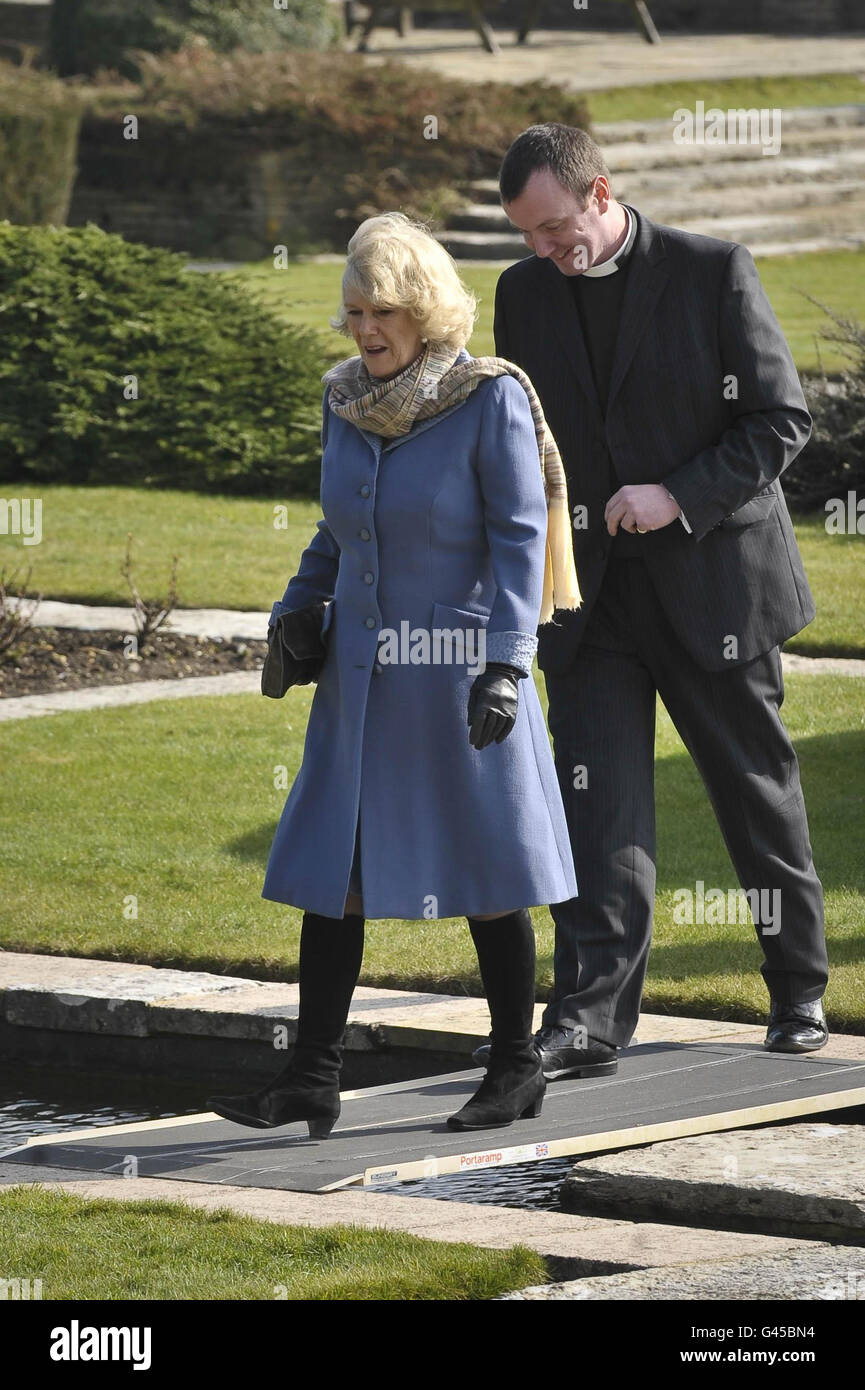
[467,662,525,750]
[261,601,328,698]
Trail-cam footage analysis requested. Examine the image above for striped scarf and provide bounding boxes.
[322,341,581,624]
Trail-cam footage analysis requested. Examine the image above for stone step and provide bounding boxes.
[467,118,865,206]
[592,103,865,151]
[559,1123,865,1243]
[602,126,865,176]
[469,139,865,212]
[500,1243,865,1300]
[4,949,863,1066]
[671,194,865,248]
[614,146,865,196]
[448,179,865,233]
[591,104,865,146]
[439,182,865,258]
[436,220,865,261]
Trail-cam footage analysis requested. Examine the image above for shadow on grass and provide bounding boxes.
[226,823,280,863]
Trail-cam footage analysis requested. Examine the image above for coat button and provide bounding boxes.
[359,528,371,541]
[363,572,374,584]
[360,484,371,497]
[373,662,383,676]
[365,617,376,629]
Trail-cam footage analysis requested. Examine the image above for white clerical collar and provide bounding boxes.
[582,206,635,277]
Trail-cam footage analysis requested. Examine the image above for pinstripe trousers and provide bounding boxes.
[542,555,829,1047]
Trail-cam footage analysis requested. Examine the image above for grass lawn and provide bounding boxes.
[0,1186,544,1300]
[1,672,861,1030]
[585,72,865,125]
[785,516,865,657]
[229,249,865,376]
[2,486,861,657]
[4,247,863,632]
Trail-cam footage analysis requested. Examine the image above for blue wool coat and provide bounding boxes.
[261,347,579,920]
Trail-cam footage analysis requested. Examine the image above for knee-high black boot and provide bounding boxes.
[207,910,364,1136]
[447,909,545,1131]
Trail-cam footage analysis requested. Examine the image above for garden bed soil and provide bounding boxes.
[0,627,266,698]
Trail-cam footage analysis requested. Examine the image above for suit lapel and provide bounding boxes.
[606,208,670,414]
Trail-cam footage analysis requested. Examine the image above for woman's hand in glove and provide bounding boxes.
[467,663,524,750]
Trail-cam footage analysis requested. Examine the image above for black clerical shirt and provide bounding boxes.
[568,211,644,553]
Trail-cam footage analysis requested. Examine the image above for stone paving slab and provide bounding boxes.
[501,1246,865,1300]
[0,1161,832,1274]
[0,671,262,722]
[561,1123,865,1238]
[4,597,270,641]
[356,29,865,91]
[3,950,831,1056]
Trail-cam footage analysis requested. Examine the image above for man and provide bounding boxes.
[481,122,829,1080]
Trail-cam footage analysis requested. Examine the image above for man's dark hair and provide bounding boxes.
[499,123,611,206]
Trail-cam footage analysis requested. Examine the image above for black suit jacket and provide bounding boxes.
[493,206,816,673]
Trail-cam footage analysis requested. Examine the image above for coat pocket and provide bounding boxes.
[718,489,778,530]
[431,602,490,668]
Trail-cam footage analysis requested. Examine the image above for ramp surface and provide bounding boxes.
[4,1044,864,1193]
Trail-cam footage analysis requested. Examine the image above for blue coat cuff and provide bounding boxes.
[484,630,537,675]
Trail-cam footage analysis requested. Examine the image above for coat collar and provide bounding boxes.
[535,204,670,421]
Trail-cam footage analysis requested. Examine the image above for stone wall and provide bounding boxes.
[67,118,356,260]
[67,113,486,259]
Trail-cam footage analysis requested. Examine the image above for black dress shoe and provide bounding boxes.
[534,1026,618,1080]
[764,999,829,1053]
[472,1026,618,1080]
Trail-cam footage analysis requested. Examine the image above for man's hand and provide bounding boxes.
[605,484,681,536]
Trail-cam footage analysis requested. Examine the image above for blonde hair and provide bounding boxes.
[330,212,478,350]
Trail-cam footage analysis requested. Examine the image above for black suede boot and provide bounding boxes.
[447,909,545,1131]
[207,910,364,1136]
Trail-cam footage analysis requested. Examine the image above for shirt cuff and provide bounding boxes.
[664,486,692,535]
[484,630,538,675]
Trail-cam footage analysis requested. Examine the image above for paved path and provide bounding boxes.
[0,671,263,722]
[354,28,865,91]
[5,597,270,641]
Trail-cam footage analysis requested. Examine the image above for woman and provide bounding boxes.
[207,212,580,1136]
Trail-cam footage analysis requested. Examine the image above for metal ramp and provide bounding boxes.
[4,1043,864,1193]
